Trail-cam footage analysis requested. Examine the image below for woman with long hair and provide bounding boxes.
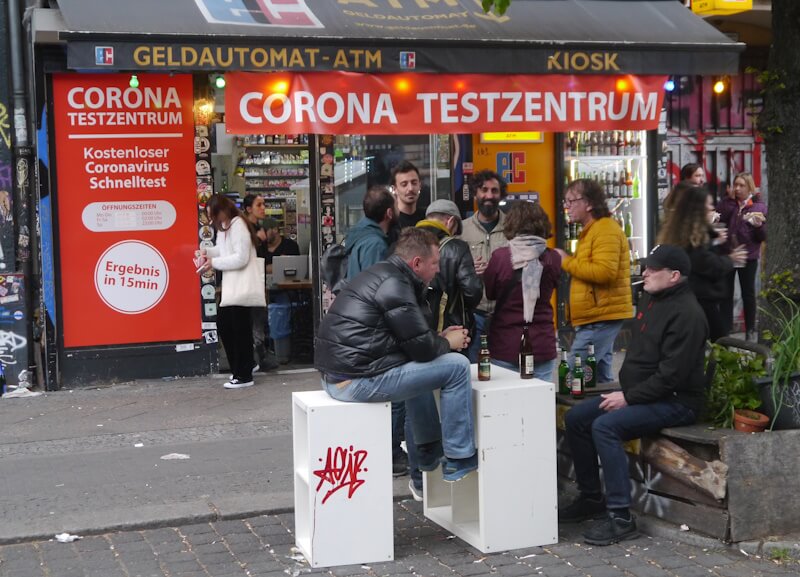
[483,201,561,380]
[658,182,746,341]
[241,194,278,371]
[716,172,767,340]
[199,195,266,388]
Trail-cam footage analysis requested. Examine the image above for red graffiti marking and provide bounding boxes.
[313,445,368,504]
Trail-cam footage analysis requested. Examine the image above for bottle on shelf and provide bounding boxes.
[632,171,641,199]
[571,356,585,399]
[633,131,642,153]
[589,132,599,156]
[625,169,633,198]
[585,344,597,389]
[633,250,642,276]
[519,325,534,380]
[611,170,620,198]
[478,334,491,381]
[624,211,634,238]
[617,131,625,156]
[602,131,612,156]
[619,170,628,199]
[558,349,571,395]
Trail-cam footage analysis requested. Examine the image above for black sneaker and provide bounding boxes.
[583,512,639,546]
[393,452,409,478]
[558,494,607,523]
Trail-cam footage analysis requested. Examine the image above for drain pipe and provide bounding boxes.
[8,0,36,383]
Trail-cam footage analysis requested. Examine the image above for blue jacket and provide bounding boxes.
[345,217,388,280]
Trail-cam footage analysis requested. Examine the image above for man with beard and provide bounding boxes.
[459,170,510,362]
[387,160,426,245]
[345,185,396,279]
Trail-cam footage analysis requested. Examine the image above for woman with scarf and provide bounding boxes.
[483,201,561,380]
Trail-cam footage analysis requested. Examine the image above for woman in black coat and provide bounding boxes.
[657,182,747,342]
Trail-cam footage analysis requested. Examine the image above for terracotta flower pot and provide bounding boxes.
[733,409,770,433]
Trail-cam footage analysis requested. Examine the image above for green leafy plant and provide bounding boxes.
[705,343,766,428]
[759,271,800,429]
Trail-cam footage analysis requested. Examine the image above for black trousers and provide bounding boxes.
[218,305,255,381]
[722,259,759,334]
[698,298,726,343]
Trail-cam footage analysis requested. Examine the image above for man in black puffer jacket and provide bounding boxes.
[316,228,478,483]
[416,199,483,335]
[560,245,708,547]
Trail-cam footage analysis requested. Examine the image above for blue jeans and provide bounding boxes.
[466,312,488,363]
[321,353,475,459]
[570,320,624,383]
[491,358,557,382]
[564,396,695,509]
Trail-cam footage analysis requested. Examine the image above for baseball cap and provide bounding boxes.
[643,244,691,276]
[426,200,463,234]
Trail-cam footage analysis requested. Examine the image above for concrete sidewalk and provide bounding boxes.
[0,368,419,544]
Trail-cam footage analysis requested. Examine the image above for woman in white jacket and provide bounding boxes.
[199,195,266,388]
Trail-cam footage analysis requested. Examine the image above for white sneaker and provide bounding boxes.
[224,379,254,389]
[408,479,423,502]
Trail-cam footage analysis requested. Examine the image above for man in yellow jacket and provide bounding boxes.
[555,179,632,383]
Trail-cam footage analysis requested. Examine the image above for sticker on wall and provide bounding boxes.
[199,225,214,241]
[194,136,210,154]
[204,302,217,317]
[203,330,218,344]
[195,160,211,176]
[201,284,215,300]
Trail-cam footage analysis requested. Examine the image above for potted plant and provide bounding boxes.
[705,341,768,430]
[758,271,800,430]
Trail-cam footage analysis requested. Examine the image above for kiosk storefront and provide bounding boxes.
[30,0,742,387]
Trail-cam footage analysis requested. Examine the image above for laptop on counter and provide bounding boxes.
[272,255,309,284]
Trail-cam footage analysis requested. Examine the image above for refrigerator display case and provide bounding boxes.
[556,130,654,329]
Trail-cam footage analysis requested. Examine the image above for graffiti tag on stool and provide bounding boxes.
[313,445,368,504]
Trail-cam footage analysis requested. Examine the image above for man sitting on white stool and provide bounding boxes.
[315,228,478,482]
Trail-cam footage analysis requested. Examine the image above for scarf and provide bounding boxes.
[508,235,547,323]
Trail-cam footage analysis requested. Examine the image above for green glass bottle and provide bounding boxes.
[585,344,597,389]
[557,349,571,395]
[478,334,491,381]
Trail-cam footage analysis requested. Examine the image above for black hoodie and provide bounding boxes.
[619,281,709,415]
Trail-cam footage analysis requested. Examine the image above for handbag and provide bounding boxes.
[220,248,267,307]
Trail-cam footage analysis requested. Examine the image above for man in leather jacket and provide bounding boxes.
[316,228,479,483]
[416,200,483,335]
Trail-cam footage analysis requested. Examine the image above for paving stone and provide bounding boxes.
[669,567,719,577]
[581,566,627,577]
[530,564,581,577]
[109,531,148,544]
[691,553,738,568]
[446,561,493,576]
[624,565,673,577]
[498,562,540,576]
[213,520,252,535]
[562,553,610,569]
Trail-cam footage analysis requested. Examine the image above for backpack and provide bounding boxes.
[320,240,348,295]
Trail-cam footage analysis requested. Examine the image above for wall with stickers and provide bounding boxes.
[0,0,15,276]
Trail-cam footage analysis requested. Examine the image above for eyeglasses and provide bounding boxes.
[563,197,585,206]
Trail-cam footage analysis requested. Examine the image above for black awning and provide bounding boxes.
[54,0,743,75]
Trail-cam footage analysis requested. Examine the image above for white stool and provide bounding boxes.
[292,391,393,567]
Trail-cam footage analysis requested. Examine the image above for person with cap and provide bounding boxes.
[416,199,483,336]
[559,244,709,546]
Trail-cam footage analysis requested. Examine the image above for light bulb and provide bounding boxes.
[214,75,226,89]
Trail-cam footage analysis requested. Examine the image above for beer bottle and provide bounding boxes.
[585,344,597,389]
[0,363,6,396]
[478,334,491,381]
[519,325,534,379]
[624,211,634,238]
[571,356,585,399]
[558,349,571,395]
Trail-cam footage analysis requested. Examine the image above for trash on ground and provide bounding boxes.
[134,443,144,448]
[17,369,31,389]
[160,453,190,460]
[2,388,43,399]
[680,524,690,531]
[55,533,82,543]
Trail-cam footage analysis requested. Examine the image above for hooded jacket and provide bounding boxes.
[345,216,388,280]
[415,219,483,332]
[686,228,733,301]
[315,255,451,378]
[619,281,709,415]
[717,196,767,260]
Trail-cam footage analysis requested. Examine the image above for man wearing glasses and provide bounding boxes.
[555,179,632,383]
[459,170,510,362]
[560,244,708,545]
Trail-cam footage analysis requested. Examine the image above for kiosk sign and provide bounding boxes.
[53,74,200,347]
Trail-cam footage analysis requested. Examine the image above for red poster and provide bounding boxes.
[53,74,201,347]
[225,72,667,135]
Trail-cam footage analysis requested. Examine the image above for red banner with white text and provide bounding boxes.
[225,72,667,135]
[53,73,201,348]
